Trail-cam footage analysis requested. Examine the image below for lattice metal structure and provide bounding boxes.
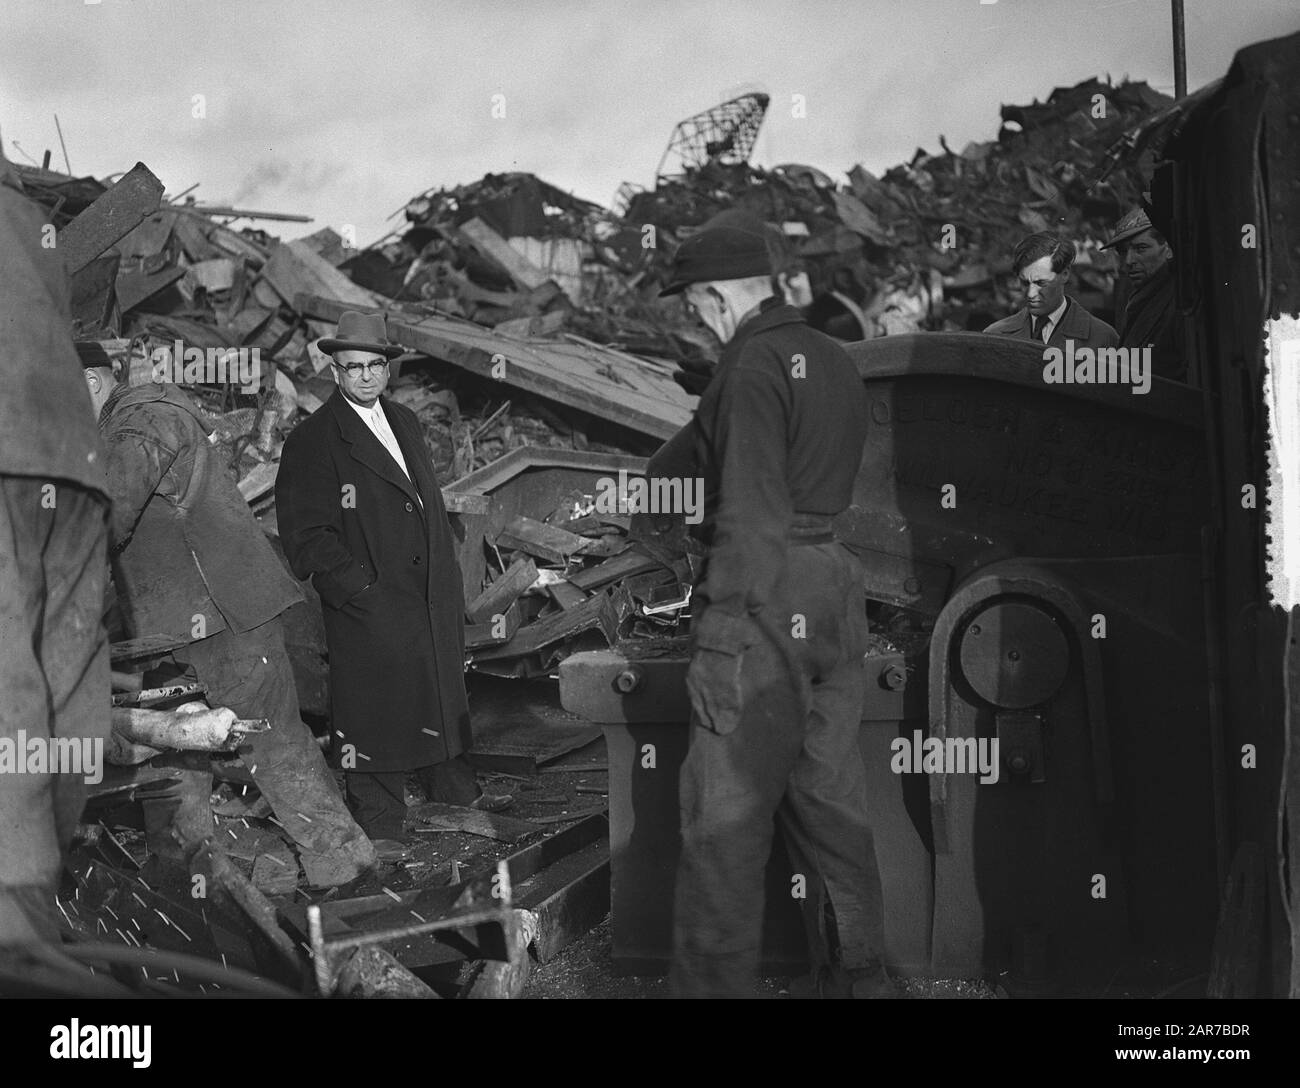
[654,93,770,184]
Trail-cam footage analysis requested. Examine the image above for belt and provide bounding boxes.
[788,512,835,546]
[696,513,838,547]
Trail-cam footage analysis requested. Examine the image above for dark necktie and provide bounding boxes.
[1031,315,1048,342]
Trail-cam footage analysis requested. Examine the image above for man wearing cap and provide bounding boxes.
[277,312,504,854]
[0,147,112,947]
[1102,207,1187,383]
[81,345,376,887]
[985,231,1119,351]
[653,216,893,998]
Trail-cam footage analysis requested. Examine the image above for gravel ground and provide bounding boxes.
[522,916,997,999]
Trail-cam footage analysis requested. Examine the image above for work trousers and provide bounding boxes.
[170,617,375,886]
[0,478,109,945]
[344,756,482,840]
[671,541,885,997]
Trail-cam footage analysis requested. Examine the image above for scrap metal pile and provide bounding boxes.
[13,73,1170,684]
[464,501,700,679]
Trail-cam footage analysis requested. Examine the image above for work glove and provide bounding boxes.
[672,356,714,396]
[687,609,759,735]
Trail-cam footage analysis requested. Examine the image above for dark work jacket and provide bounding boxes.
[984,297,1118,352]
[648,299,869,654]
[0,153,107,495]
[101,383,302,643]
[276,388,471,771]
[1117,265,1187,382]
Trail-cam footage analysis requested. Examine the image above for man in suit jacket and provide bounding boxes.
[985,232,1118,351]
[277,312,503,855]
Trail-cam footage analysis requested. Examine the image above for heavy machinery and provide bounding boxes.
[561,332,1216,990]
[559,28,1300,999]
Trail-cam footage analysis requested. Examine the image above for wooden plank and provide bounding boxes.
[458,216,549,290]
[546,580,588,610]
[58,162,164,274]
[495,515,592,565]
[464,600,523,649]
[466,557,537,624]
[568,548,663,591]
[296,295,693,442]
[264,240,378,310]
[470,585,631,662]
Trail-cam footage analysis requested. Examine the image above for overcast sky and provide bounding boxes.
[2,0,1295,246]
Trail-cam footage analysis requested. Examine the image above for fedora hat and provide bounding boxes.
[317,311,405,359]
[1100,207,1155,250]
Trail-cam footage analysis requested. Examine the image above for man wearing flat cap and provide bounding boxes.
[652,215,894,998]
[1102,207,1188,383]
[277,311,504,858]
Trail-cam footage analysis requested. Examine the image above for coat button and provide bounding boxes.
[405,501,414,512]
[413,555,422,565]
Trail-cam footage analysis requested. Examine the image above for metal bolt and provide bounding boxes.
[614,667,643,694]
[969,624,982,636]
[903,577,921,594]
[881,663,907,691]
[1008,649,1021,662]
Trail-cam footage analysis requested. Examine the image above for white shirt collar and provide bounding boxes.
[345,395,380,415]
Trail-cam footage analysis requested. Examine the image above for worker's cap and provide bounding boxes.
[75,341,115,369]
[659,215,773,296]
[317,310,405,359]
[1100,207,1154,250]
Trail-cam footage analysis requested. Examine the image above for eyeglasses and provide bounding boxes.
[335,359,390,376]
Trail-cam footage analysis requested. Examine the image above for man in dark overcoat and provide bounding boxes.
[277,311,498,851]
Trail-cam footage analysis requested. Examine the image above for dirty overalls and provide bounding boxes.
[652,298,886,997]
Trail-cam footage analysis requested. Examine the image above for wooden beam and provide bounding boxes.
[264,241,378,310]
[58,162,164,274]
[296,294,693,442]
[458,216,550,290]
[465,557,537,624]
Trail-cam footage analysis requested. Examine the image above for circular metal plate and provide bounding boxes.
[958,601,1069,709]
